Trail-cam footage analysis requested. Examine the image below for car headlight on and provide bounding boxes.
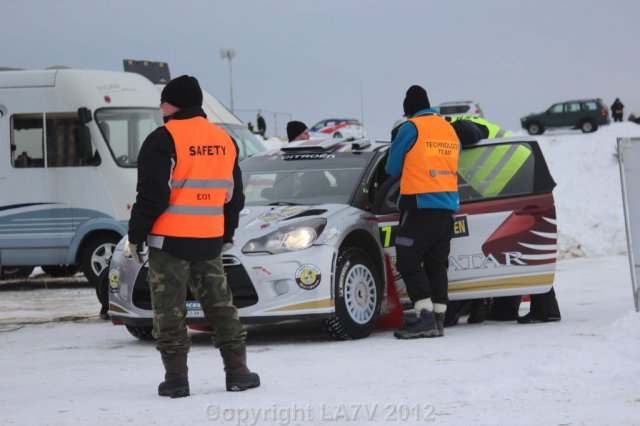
[242,218,327,254]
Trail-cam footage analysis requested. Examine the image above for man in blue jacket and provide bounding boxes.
[386,85,461,339]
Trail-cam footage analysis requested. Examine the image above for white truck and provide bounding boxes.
[0,68,163,285]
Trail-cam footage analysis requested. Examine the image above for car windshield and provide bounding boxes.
[95,108,162,167]
[241,153,373,206]
[217,123,266,160]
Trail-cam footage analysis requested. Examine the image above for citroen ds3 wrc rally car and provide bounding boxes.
[106,135,558,341]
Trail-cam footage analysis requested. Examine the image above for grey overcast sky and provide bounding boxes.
[3,0,639,139]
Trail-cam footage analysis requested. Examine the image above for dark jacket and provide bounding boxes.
[128,107,245,261]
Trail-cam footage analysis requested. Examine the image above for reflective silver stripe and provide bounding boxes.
[165,205,224,215]
[476,145,520,195]
[147,234,165,249]
[496,128,507,138]
[171,179,231,189]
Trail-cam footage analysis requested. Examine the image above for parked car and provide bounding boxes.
[106,136,558,341]
[438,101,484,118]
[629,108,640,124]
[309,118,366,139]
[521,99,610,135]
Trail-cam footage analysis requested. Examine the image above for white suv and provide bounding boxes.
[438,101,484,118]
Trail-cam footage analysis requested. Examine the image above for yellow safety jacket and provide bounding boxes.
[449,115,512,138]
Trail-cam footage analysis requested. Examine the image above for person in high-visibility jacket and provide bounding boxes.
[448,115,512,139]
[127,75,259,397]
[450,116,529,200]
[386,85,460,339]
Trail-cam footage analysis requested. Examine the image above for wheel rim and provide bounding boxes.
[344,264,377,324]
[583,122,593,132]
[530,124,539,134]
[91,242,115,277]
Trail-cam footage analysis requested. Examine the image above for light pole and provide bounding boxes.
[219,48,236,112]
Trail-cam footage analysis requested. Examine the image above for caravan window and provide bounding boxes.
[11,113,98,168]
[95,108,162,168]
[11,114,45,168]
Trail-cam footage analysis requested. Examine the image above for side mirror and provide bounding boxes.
[77,107,92,124]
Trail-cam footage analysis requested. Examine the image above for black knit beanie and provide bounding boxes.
[403,85,430,117]
[161,75,203,109]
[287,120,308,141]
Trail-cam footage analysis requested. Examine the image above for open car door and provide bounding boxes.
[373,137,557,302]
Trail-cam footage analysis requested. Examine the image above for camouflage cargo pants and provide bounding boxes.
[148,248,247,354]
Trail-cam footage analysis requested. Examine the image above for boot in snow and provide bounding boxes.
[220,345,260,392]
[158,352,190,398]
[394,309,441,339]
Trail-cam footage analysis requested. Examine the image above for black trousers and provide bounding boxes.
[395,209,454,305]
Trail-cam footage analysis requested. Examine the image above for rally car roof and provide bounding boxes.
[280,137,380,153]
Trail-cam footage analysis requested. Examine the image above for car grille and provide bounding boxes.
[131,256,258,310]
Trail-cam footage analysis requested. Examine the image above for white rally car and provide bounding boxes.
[105,137,558,340]
[309,118,366,139]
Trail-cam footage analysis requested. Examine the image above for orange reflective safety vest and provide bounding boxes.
[150,117,235,238]
[400,115,460,195]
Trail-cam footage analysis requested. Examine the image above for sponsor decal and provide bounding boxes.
[453,215,469,238]
[108,270,120,293]
[448,251,524,271]
[295,264,322,290]
[282,153,336,160]
[258,206,306,222]
[379,215,470,248]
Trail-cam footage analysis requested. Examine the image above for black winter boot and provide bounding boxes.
[158,352,190,398]
[220,345,260,392]
[394,310,441,339]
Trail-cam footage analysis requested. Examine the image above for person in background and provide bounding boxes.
[286,120,310,142]
[126,75,259,398]
[387,85,461,339]
[256,111,267,139]
[611,98,624,122]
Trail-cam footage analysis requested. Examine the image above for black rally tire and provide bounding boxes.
[125,325,154,341]
[80,234,121,288]
[323,248,382,340]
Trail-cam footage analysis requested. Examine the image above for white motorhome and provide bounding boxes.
[0,68,163,285]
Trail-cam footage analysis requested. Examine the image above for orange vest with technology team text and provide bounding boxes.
[400,115,460,195]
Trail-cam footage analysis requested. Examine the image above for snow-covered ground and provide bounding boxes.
[1,123,640,425]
